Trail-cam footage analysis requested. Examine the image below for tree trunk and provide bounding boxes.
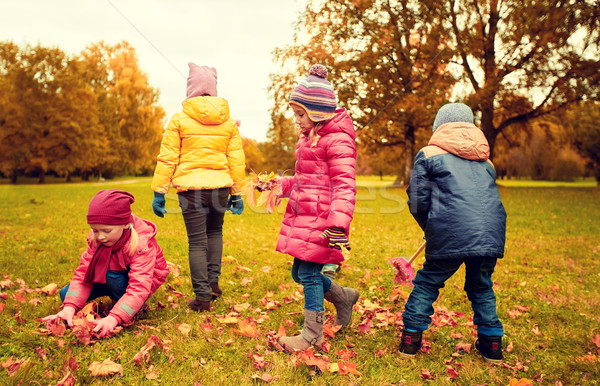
[480,103,498,159]
[397,125,416,187]
[38,172,45,184]
[65,171,71,182]
[11,169,17,184]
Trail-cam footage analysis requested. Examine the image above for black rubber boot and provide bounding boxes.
[475,334,503,364]
[398,329,423,357]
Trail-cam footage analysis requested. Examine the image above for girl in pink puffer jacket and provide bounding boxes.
[276,64,359,352]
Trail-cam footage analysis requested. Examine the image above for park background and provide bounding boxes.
[1,0,600,384]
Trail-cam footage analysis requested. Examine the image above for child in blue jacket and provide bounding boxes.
[400,103,507,364]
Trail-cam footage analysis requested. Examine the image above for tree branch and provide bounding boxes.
[450,0,480,90]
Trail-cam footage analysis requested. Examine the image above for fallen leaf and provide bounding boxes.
[55,371,76,386]
[338,360,362,375]
[71,318,94,345]
[40,283,58,296]
[506,341,514,353]
[575,355,597,362]
[14,311,24,324]
[420,368,434,380]
[217,316,239,324]
[251,353,269,370]
[201,323,213,332]
[13,294,26,303]
[299,349,330,372]
[177,323,192,336]
[1,356,32,378]
[251,373,275,383]
[231,319,259,338]
[133,335,164,366]
[509,378,534,386]
[0,279,14,289]
[357,318,373,334]
[35,347,48,360]
[277,325,287,337]
[446,365,459,379]
[592,334,600,349]
[0,303,4,314]
[232,303,251,312]
[455,342,472,353]
[88,359,123,377]
[335,349,356,361]
[323,323,342,338]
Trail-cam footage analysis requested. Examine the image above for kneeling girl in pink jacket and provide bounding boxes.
[42,190,169,337]
[276,64,359,352]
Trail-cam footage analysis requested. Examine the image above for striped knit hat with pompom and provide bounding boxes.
[289,64,337,122]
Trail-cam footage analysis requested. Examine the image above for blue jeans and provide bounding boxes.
[291,258,332,312]
[178,188,229,301]
[402,256,503,337]
[60,270,129,302]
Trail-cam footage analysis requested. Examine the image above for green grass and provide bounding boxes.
[1,178,599,385]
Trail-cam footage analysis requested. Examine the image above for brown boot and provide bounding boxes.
[210,282,222,301]
[324,280,359,326]
[279,310,325,352]
[187,298,211,312]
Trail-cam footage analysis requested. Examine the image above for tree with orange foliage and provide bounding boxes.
[270,0,454,185]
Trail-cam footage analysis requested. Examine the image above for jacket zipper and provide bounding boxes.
[285,137,309,249]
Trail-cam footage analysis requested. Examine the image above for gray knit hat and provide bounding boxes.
[432,103,474,132]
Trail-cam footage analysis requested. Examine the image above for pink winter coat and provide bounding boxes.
[276,108,357,265]
[63,215,169,324]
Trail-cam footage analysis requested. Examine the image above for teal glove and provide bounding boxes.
[321,227,351,251]
[226,195,244,215]
[152,192,167,217]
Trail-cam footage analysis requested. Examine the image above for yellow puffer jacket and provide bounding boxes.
[151,96,245,194]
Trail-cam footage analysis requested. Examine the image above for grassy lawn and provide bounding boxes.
[1,177,599,384]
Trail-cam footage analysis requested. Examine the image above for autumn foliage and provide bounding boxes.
[0,41,165,183]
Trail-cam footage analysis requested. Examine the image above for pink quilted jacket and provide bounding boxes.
[276,108,357,265]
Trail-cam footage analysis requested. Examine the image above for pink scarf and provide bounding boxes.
[83,229,131,285]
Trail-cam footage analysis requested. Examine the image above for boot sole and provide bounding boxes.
[398,351,418,358]
[482,356,502,365]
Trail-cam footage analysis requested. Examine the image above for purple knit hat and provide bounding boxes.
[185,63,217,100]
[289,64,337,122]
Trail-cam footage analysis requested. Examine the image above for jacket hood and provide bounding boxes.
[182,96,231,125]
[319,108,355,140]
[428,122,490,161]
[132,214,157,247]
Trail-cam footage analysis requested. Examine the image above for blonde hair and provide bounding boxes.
[301,121,325,147]
[91,223,139,257]
[128,224,139,256]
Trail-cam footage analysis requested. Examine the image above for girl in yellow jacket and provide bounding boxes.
[151,63,245,312]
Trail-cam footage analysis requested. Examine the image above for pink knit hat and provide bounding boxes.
[87,190,135,225]
[186,63,217,100]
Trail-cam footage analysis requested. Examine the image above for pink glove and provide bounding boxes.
[41,305,76,328]
[89,315,119,338]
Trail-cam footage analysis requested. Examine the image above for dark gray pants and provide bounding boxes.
[178,188,229,301]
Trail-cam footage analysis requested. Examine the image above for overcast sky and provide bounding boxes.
[0,0,306,141]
